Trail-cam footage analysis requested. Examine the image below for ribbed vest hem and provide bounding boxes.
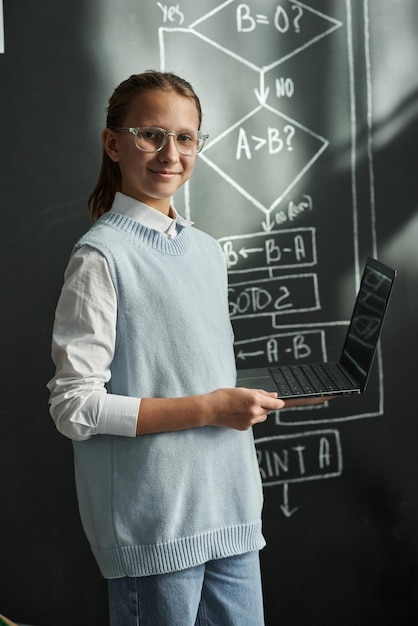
[95,521,266,579]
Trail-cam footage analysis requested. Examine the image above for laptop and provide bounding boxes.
[236,257,396,399]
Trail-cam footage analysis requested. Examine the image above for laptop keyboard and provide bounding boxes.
[269,363,351,397]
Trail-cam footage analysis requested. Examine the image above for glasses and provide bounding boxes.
[113,126,209,155]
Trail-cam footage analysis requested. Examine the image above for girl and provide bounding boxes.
[48,71,284,626]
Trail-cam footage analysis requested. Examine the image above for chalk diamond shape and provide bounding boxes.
[200,103,328,213]
[189,0,342,71]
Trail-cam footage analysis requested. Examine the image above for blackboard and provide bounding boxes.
[1,1,418,625]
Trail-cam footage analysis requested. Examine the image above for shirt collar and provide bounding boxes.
[111,192,193,239]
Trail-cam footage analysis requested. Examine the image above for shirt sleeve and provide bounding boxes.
[47,246,140,440]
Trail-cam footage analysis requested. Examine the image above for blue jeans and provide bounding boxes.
[108,551,265,626]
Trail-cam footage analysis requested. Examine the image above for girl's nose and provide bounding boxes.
[158,134,179,163]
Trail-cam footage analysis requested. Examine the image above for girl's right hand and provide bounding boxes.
[204,387,285,431]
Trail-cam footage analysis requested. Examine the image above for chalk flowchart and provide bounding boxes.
[158,0,378,514]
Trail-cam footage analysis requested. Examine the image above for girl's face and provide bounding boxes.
[103,90,200,215]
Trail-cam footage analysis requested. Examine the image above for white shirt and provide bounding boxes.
[47,193,193,441]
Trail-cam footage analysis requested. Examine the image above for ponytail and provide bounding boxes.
[88,152,121,223]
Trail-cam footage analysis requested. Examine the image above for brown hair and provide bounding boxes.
[88,71,203,222]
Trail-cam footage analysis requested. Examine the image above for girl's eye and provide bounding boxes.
[141,129,163,142]
[177,133,194,144]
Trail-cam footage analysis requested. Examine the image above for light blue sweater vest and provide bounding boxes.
[72,212,265,578]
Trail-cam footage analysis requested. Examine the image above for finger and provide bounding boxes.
[264,406,283,416]
[256,389,279,398]
[262,397,285,412]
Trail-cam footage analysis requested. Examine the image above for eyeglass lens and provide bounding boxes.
[135,127,203,154]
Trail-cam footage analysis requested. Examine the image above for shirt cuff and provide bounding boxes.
[96,394,140,437]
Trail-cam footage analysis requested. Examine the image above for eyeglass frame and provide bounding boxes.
[112,126,209,155]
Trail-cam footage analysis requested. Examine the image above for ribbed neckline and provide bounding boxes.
[98,211,190,256]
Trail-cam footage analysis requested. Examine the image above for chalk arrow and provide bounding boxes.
[254,74,269,105]
[236,349,265,361]
[261,213,275,233]
[280,483,299,518]
[254,86,269,104]
[239,246,263,258]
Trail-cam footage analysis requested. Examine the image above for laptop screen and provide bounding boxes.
[340,258,396,388]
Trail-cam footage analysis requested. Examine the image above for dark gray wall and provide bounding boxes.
[1,1,417,624]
